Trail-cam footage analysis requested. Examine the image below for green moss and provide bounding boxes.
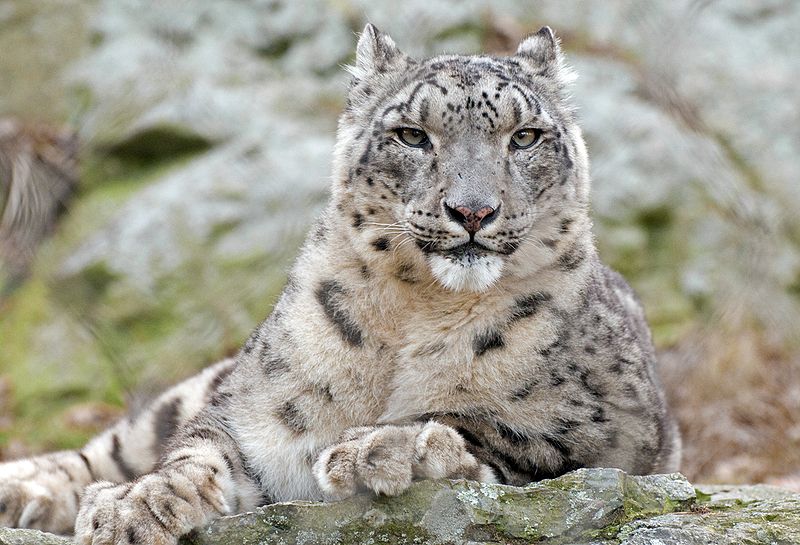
[338,518,433,544]
[0,145,231,451]
[102,125,213,163]
[209,220,242,243]
[256,35,297,59]
[53,262,119,309]
[0,275,123,450]
[597,204,698,348]
[695,489,713,503]
[788,271,800,298]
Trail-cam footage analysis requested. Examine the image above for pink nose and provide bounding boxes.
[445,203,498,234]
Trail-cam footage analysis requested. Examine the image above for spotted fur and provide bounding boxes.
[0,25,679,543]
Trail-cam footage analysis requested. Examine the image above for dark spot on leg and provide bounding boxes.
[542,431,572,458]
[579,369,605,400]
[591,406,609,423]
[454,426,484,450]
[184,426,228,443]
[78,451,96,480]
[394,262,416,283]
[315,280,364,346]
[111,434,136,481]
[314,383,334,403]
[210,389,231,407]
[127,525,141,544]
[372,237,390,251]
[242,331,258,355]
[510,378,539,400]
[558,242,587,272]
[209,362,235,393]
[143,498,172,532]
[473,330,504,356]
[167,454,192,465]
[261,349,291,376]
[154,397,183,452]
[221,453,235,474]
[494,421,531,445]
[510,292,552,322]
[275,401,307,434]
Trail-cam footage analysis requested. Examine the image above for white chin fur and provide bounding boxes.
[429,254,504,293]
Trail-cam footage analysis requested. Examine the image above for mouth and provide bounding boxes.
[442,241,493,259]
[414,237,499,255]
[414,234,520,258]
[427,241,505,293]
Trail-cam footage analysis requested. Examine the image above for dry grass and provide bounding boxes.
[661,322,800,485]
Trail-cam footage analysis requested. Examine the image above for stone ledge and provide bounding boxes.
[1,468,797,544]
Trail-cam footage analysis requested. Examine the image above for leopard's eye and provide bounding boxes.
[395,128,429,148]
[510,128,542,150]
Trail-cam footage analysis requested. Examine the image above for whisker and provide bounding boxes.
[393,238,414,256]
[362,221,405,228]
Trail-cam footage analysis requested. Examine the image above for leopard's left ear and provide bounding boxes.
[515,26,576,87]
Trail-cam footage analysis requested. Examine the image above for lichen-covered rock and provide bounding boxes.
[1,0,799,481]
[0,527,72,545]
[617,482,800,544]
[2,469,798,545]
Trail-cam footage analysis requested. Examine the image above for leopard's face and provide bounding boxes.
[333,27,589,292]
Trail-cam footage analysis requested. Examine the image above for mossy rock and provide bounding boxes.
[2,468,799,544]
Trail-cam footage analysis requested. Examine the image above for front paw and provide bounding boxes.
[313,422,488,500]
[75,468,228,545]
[0,457,85,534]
[0,478,57,531]
[313,425,417,499]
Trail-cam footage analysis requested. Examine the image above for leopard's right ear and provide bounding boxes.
[347,23,409,80]
[515,26,576,88]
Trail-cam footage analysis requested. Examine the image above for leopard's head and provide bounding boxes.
[332,24,591,293]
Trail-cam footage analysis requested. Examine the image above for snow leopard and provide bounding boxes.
[0,25,680,543]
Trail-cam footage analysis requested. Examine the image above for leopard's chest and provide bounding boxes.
[372,304,563,424]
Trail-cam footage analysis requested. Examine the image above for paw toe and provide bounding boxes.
[414,422,479,480]
[356,428,414,496]
[313,442,359,498]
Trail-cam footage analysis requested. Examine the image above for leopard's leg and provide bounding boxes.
[74,409,262,545]
[0,359,236,534]
[313,421,498,499]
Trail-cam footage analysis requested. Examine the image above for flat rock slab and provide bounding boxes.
[3,468,797,544]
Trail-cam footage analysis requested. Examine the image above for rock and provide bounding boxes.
[1,0,799,484]
[0,527,72,545]
[618,483,800,545]
[2,469,799,544]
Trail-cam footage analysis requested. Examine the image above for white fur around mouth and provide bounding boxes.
[429,252,504,293]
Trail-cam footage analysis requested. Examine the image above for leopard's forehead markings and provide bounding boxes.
[380,56,548,133]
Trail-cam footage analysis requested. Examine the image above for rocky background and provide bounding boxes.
[0,0,798,491]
